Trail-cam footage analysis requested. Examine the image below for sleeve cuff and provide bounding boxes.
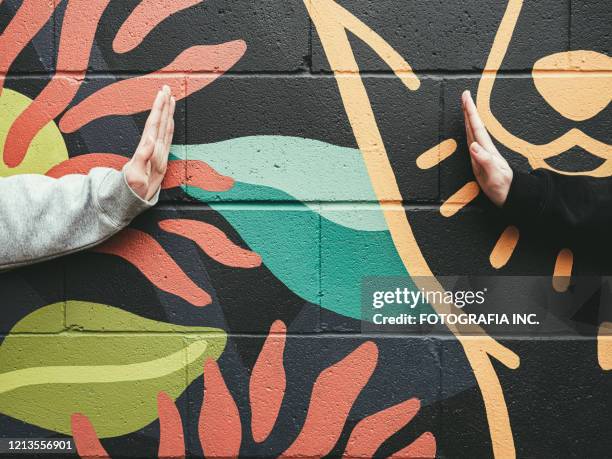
[502,169,548,223]
[95,168,158,228]
[122,170,160,208]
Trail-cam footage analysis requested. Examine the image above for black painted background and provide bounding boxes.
[0,0,611,458]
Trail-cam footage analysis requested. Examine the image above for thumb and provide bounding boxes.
[469,142,493,175]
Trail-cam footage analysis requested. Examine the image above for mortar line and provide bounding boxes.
[2,331,602,340]
[3,69,610,78]
[307,1,314,74]
[154,202,478,210]
[437,79,445,203]
[568,0,572,50]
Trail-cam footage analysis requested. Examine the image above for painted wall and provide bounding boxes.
[0,0,610,457]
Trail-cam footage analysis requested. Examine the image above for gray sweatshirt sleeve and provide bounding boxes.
[0,167,159,270]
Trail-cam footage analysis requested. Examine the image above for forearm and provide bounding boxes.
[0,168,158,270]
[503,168,612,237]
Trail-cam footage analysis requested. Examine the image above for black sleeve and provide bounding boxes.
[503,168,612,240]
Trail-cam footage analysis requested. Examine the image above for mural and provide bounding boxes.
[476,0,612,294]
[0,0,610,458]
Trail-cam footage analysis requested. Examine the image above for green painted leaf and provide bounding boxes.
[0,301,226,438]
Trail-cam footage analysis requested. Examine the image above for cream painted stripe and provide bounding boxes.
[598,322,612,370]
[552,248,573,293]
[440,181,480,217]
[416,138,457,170]
[0,340,208,394]
[490,226,519,269]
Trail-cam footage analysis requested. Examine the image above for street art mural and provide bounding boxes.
[0,0,610,458]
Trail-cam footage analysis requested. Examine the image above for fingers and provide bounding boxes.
[152,87,171,168]
[463,90,496,152]
[469,141,493,173]
[462,91,479,176]
[462,91,475,146]
[145,93,174,201]
[133,87,168,164]
[156,86,171,144]
[164,98,176,152]
[154,92,173,169]
[469,142,484,177]
[158,97,175,172]
[143,88,167,141]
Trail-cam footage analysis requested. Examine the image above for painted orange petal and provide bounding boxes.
[343,398,421,458]
[94,228,211,307]
[388,431,437,459]
[157,391,185,459]
[60,41,247,133]
[0,0,58,95]
[599,322,612,371]
[113,0,204,54]
[280,341,379,458]
[3,0,110,168]
[45,154,233,192]
[165,160,236,192]
[199,359,242,458]
[71,413,110,459]
[159,219,262,269]
[46,153,128,177]
[250,320,287,443]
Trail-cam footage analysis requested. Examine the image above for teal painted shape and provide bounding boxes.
[320,216,415,318]
[176,136,432,319]
[176,136,388,231]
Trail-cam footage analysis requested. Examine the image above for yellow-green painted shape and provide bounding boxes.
[0,340,208,394]
[0,302,226,438]
[0,89,68,176]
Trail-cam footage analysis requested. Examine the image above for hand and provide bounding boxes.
[124,85,176,201]
[462,90,513,207]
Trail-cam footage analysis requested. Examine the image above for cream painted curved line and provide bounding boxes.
[306,1,520,457]
[0,340,208,394]
[599,322,612,370]
[477,0,612,177]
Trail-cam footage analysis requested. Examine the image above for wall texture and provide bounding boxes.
[0,0,611,458]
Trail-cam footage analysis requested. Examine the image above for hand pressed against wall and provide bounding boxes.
[124,85,176,201]
[462,90,513,207]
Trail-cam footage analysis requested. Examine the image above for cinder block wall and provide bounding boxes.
[0,0,610,458]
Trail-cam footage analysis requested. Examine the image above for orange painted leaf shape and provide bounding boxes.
[59,41,247,133]
[185,160,235,192]
[46,153,128,177]
[199,359,242,458]
[71,393,187,459]
[45,153,234,192]
[71,413,110,459]
[343,398,426,458]
[159,219,262,268]
[250,320,287,443]
[279,341,379,458]
[388,432,437,459]
[157,391,185,459]
[94,228,212,307]
[0,0,57,95]
[113,0,204,53]
[3,0,110,167]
